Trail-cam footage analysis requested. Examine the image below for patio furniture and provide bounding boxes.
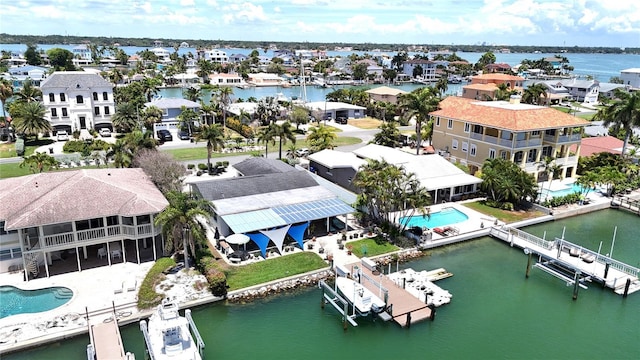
[111,249,122,260]
[97,247,107,259]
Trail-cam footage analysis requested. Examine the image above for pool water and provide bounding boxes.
[399,207,469,229]
[540,182,588,199]
[0,285,73,319]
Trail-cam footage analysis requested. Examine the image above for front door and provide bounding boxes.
[79,116,86,129]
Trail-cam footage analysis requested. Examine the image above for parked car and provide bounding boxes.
[178,131,190,140]
[56,131,69,141]
[295,148,310,157]
[99,128,111,137]
[156,129,173,142]
[336,116,348,124]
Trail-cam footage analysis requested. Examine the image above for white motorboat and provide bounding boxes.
[140,298,204,360]
[335,276,386,315]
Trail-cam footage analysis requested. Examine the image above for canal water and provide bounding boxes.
[4,209,638,359]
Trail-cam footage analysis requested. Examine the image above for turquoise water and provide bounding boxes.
[399,207,469,229]
[3,209,639,359]
[0,286,73,319]
[541,182,587,199]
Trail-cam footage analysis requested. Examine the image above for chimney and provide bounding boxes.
[509,95,522,104]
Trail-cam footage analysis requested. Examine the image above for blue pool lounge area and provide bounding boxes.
[399,207,469,229]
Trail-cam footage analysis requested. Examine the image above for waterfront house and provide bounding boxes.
[309,144,481,203]
[190,158,354,257]
[72,45,92,67]
[430,96,589,180]
[151,47,171,62]
[247,73,284,87]
[365,86,408,104]
[485,63,513,73]
[0,168,168,278]
[200,49,229,64]
[402,59,437,81]
[228,53,248,63]
[461,73,524,100]
[304,101,366,120]
[40,71,115,134]
[4,65,47,88]
[620,68,640,89]
[208,73,246,87]
[534,78,600,104]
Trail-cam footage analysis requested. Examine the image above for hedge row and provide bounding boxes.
[226,117,253,138]
[137,257,177,309]
[198,256,228,297]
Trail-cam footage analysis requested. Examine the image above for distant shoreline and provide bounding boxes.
[1,33,638,55]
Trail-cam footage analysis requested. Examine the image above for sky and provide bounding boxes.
[2,0,640,48]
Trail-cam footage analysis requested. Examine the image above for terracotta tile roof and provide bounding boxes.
[0,169,168,230]
[472,73,524,82]
[463,83,498,91]
[431,97,589,131]
[569,136,624,156]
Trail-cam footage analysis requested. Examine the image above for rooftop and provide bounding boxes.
[233,157,297,176]
[431,97,589,131]
[365,86,409,96]
[0,169,168,230]
[40,71,112,90]
[144,97,200,109]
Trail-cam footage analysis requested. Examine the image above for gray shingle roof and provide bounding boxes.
[40,71,112,90]
[193,171,318,201]
[0,168,168,230]
[233,157,296,176]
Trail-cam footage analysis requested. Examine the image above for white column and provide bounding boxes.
[106,242,112,266]
[75,247,81,272]
[121,239,126,263]
[44,251,50,277]
[135,238,140,264]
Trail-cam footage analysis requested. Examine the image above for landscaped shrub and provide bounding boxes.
[197,163,208,171]
[226,117,253,138]
[15,138,25,156]
[63,139,111,154]
[542,192,581,208]
[199,256,228,297]
[187,164,195,170]
[137,257,177,309]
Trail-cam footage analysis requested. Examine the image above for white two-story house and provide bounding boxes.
[0,168,169,279]
[40,71,115,134]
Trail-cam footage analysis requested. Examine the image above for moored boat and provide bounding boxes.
[335,276,386,315]
[140,298,205,360]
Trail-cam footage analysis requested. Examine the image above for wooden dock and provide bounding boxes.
[351,263,433,327]
[87,318,129,360]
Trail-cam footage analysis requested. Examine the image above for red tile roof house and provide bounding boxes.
[0,169,169,279]
[569,136,626,157]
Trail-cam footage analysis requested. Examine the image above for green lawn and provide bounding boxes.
[0,139,55,158]
[163,136,362,162]
[225,252,327,291]
[462,200,545,224]
[348,237,400,258]
[0,163,104,179]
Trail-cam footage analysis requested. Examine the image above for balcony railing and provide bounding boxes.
[544,133,581,143]
[514,138,542,148]
[39,223,159,250]
[555,156,578,166]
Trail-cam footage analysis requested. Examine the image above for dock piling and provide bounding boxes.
[572,271,581,300]
[623,278,631,298]
[525,250,532,278]
[406,312,411,328]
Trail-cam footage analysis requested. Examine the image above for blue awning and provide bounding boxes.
[221,198,354,234]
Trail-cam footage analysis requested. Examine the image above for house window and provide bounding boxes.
[447,119,453,129]
[62,108,68,117]
[49,93,55,102]
[470,144,477,156]
[435,117,440,127]
[51,108,57,117]
[500,151,508,159]
[462,141,468,152]
[452,139,458,150]
[489,148,496,159]
[464,123,470,133]
[531,130,540,136]
[102,92,108,100]
[92,92,98,101]
[76,95,84,104]
[60,93,66,101]
[104,106,110,115]
[94,107,100,115]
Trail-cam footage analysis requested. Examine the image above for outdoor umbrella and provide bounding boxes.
[226,233,251,251]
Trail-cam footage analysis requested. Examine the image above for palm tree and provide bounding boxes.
[111,102,139,132]
[522,83,548,105]
[594,90,640,157]
[183,86,202,103]
[195,124,225,171]
[257,123,277,157]
[123,130,158,152]
[398,87,440,155]
[106,139,133,168]
[272,122,296,159]
[306,125,337,153]
[217,86,233,130]
[14,79,42,103]
[107,68,124,85]
[0,78,13,118]
[141,77,161,102]
[154,191,215,268]
[200,102,219,125]
[435,76,448,98]
[10,102,51,138]
[142,105,163,130]
[20,152,59,173]
[536,156,562,200]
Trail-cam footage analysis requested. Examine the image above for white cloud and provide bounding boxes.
[222,2,269,24]
[181,0,195,6]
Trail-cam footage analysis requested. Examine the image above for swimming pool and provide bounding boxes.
[540,182,588,199]
[0,285,73,319]
[399,207,469,229]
